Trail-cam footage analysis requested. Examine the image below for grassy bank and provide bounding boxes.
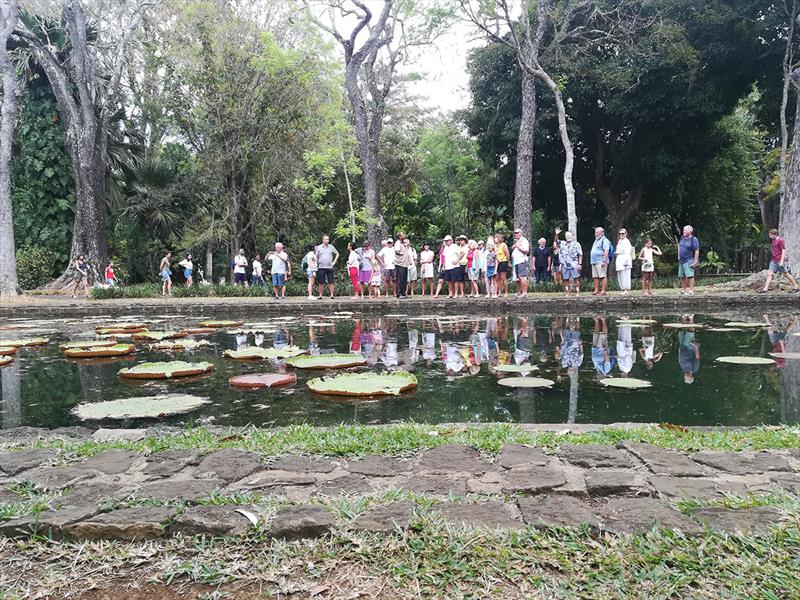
[9,423,800,457]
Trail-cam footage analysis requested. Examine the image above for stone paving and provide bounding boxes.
[0,443,797,541]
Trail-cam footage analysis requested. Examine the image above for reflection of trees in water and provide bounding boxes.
[780,323,800,425]
[77,363,107,403]
[1,359,21,429]
[514,390,536,423]
[567,368,579,424]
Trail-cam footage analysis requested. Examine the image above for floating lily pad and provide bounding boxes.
[285,353,368,369]
[182,327,217,335]
[65,343,135,359]
[132,331,188,341]
[118,361,215,380]
[224,346,307,360]
[599,378,652,389]
[95,322,147,331]
[73,394,211,420]
[494,364,538,373]
[229,373,298,389]
[497,377,555,389]
[715,356,775,365]
[307,371,417,396]
[705,328,744,332]
[60,340,120,351]
[724,322,768,328]
[0,337,49,347]
[0,356,13,367]
[151,340,211,351]
[198,320,245,328]
[768,352,800,360]
[617,319,657,325]
[662,323,703,329]
[0,346,17,356]
[97,327,148,335]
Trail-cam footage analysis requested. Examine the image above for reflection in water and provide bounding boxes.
[1,359,21,429]
[773,316,800,424]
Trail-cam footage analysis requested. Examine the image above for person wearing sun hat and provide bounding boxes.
[443,234,464,298]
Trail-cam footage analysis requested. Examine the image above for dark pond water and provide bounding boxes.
[1,310,799,429]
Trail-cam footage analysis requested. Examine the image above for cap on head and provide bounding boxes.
[444,235,453,242]
[457,235,467,241]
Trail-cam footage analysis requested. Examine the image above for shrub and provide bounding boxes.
[16,246,59,289]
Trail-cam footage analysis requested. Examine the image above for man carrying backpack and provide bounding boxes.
[590,227,612,296]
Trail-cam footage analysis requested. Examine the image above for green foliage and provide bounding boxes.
[15,246,59,290]
[699,250,727,273]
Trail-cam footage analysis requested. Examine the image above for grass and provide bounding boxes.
[11,423,800,460]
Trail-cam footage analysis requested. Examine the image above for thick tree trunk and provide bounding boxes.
[514,71,536,244]
[205,244,213,283]
[0,0,20,297]
[1,357,21,429]
[781,68,800,268]
[780,4,799,202]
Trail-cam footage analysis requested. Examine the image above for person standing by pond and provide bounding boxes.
[358,240,375,298]
[495,233,510,297]
[759,228,800,294]
[267,242,290,300]
[393,233,411,299]
[678,225,700,295]
[511,228,530,297]
[346,241,362,298]
[532,237,552,284]
[301,244,318,299]
[419,242,435,296]
[442,235,462,298]
[615,229,633,294]
[159,251,172,296]
[179,253,194,287]
[638,238,662,295]
[104,261,117,287]
[485,238,498,297]
[315,235,339,299]
[251,254,265,288]
[555,228,582,296]
[405,238,418,296]
[590,227,611,296]
[233,248,248,287]
[378,239,396,297]
[551,229,562,287]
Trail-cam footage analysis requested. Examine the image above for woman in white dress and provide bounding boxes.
[419,242,435,295]
[615,228,633,293]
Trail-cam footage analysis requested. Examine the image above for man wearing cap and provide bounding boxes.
[378,238,396,296]
[394,233,412,299]
[443,235,465,298]
[511,228,531,297]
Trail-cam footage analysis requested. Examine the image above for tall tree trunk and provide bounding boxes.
[780,4,799,202]
[205,243,213,283]
[1,357,21,429]
[781,68,800,267]
[514,70,536,244]
[0,0,20,297]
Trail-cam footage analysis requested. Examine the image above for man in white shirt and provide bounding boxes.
[511,228,530,297]
[442,234,465,298]
[233,248,248,286]
[267,242,291,299]
[378,239,396,296]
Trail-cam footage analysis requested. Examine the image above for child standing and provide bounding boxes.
[104,261,117,287]
[466,239,480,297]
[419,242,435,295]
[638,238,662,296]
[485,239,498,298]
[369,256,383,298]
[301,244,318,299]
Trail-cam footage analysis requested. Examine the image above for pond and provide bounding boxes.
[1,310,799,429]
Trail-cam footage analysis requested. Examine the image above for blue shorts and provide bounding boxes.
[486,265,496,278]
[562,265,580,280]
[678,261,695,278]
[161,269,171,282]
[307,269,317,279]
[272,273,286,287]
[769,261,789,274]
[183,269,193,279]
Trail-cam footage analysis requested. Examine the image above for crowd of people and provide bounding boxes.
[80,224,798,299]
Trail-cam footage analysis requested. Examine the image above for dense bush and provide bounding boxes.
[16,246,59,289]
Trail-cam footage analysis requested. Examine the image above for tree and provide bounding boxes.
[782,68,800,266]
[0,0,21,296]
[15,0,150,287]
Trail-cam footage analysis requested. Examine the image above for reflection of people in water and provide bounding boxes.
[639,326,663,369]
[422,326,436,365]
[235,332,248,350]
[560,318,583,373]
[592,316,613,379]
[764,314,796,369]
[513,317,530,365]
[678,329,700,384]
[616,324,634,377]
[443,342,466,376]
[532,318,553,366]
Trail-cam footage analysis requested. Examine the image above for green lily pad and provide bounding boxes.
[73,394,211,420]
[285,353,368,370]
[724,322,768,328]
[64,343,135,359]
[715,356,775,365]
[0,337,49,347]
[497,377,555,389]
[662,323,703,329]
[494,364,539,373]
[151,340,211,351]
[229,373,297,388]
[224,346,307,360]
[95,322,147,331]
[705,328,744,332]
[118,361,215,379]
[198,320,245,328]
[768,352,800,360]
[599,378,652,389]
[60,340,120,351]
[307,371,417,396]
[96,326,148,335]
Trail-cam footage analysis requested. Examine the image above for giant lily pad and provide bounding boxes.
[724,322,768,328]
[0,337,49,347]
[118,361,215,380]
[0,356,13,367]
[0,346,17,356]
[198,320,245,328]
[97,327,148,335]
[617,319,657,325]
[705,328,744,332]
[224,346,307,360]
[715,356,775,365]
[662,323,703,329]
[229,373,298,389]
[151,340,211,351]
[132,331,188,341]
[60,340,120,351]
[497,377,555,389]
[307,371,417,397]
[768,352,800,360]
[285,353,368,370]
[73,394,210,420]
[599,378,652,389]
[65,343,135,359]
[182,327,216,335]
[494,364,539,373]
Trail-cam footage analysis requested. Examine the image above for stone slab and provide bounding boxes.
[558,445,636,469]
[689,506,788,536]
[433,501,523,530]
[0,486,20,503]
[269,505,336,540]
[315,474,373,496]
[76,450,141,475]
[501,466,567,494]
[517,495,599,529]
[352,501,415,532]
[65,506,176,540]
[143,449,203,479]
[648,476,747,500]
[599,498,703,535]
[617,442,709,477]
[229,470,317,491]
[414,445,489,474]
[267,455,336,473]
[59,482,139,507]
[690,451,792,475]
[585,469,649,497]
[133,478,225,502]
[495,445,549,469]
[14,466,97,491]
[403,474,467,496]
[768,472,800,494]
[196,449,263,482]
[0,506,99,539]
[0,449,57,475]
[171,505,258,537]
[346,456,411,477]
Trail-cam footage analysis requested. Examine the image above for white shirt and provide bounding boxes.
[347,250,360,268]
[378,246,395,269]
[511,236,530,265]
[443,244,462,270]
[615,238,633,270]
[420,249,434,265]
[269,251,288,275]
[252,260,262,277]
[234,254,248,274]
